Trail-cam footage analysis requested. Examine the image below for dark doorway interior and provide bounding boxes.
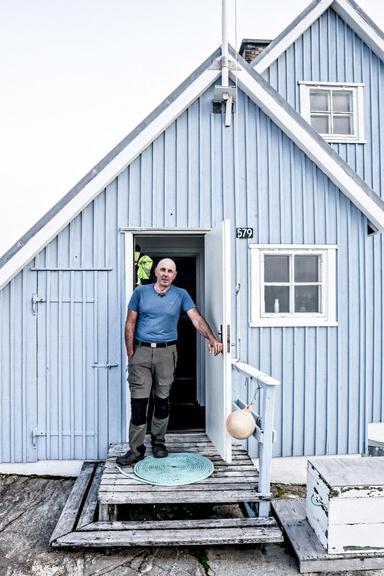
[133,243,205,431]
[170,256,204,430]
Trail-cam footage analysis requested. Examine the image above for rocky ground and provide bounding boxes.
[0,475,383,576]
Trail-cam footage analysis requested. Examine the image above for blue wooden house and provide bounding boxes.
[1,0,384,473]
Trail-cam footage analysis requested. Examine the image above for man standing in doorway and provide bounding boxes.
[116,258,223,466]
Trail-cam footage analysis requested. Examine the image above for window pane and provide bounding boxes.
[294,255,319,282]
[333,91,352,112]
[295,286,320,313]
[333,115,353,135]
[265,286,290,313]
[311,115,330,134]
[310,91,329,111]
[264,255,289,282]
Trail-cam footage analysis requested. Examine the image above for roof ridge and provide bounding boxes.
[253,0,384,73]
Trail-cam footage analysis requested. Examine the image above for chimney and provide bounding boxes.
[239,39,271,63]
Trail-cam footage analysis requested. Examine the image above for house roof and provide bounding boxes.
[253,0,384,74]
[1,45,384,291]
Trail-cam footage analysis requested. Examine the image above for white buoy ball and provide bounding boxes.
[226,407,256,439]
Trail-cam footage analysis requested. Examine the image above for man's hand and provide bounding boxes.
[208,339,223,356]
[128,347,135,359]
[187,308,223,355]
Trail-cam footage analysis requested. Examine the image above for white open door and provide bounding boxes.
[205,219,232,462]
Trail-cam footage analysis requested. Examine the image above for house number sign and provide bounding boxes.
[236,227,254,239]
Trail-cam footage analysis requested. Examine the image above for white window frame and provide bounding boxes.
[299,81,365,144]
[250,244,337,327]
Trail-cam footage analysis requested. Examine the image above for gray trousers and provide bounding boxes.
[128,344,177,454]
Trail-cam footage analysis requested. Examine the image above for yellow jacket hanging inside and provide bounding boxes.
[135,251,153,285]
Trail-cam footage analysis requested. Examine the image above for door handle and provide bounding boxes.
[218,324,223,342]
[227,324,231,353]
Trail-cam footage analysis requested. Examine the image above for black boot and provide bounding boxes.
[152,444,168,458]
[151,435,168,458]
[116,445,145,466]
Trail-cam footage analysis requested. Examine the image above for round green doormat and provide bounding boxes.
[133,452,214,486]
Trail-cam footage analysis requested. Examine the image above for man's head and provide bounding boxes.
[154,258,177,290]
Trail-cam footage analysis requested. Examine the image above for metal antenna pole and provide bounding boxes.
[214,0,235,126]
[222,0,229,87]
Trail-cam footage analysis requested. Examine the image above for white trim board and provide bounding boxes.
[0,460,84,477]
[254,0,384,74]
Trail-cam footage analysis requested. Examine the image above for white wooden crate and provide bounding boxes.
[306,457,384,555]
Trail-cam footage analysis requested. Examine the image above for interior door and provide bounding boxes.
[205,220,232,462]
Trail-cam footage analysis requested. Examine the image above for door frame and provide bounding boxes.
[123,228,210,441]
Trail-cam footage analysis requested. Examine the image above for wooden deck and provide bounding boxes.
[273,499,384,573]
[99,433,271,512]
[51,433,283,547]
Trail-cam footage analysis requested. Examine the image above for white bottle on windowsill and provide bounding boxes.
[274,298,280,313]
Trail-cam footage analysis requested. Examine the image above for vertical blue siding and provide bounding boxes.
[262,5,384,431]
[0,80,370,461]
[0,272,37,462]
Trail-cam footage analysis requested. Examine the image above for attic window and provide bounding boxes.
[299,82,365,143]
[250,245,337,327]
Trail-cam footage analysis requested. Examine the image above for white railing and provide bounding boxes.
[231,359,280,518]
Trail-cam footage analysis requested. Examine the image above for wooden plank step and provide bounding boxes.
[77,463,104,529]
[99,482,258,492]
[103,468,257,477]
[79,517,278,531]
[103,464,257,474]
[106,453,251,462]
[273,499,384,574]
[50,462,96,543]
[108,444,247,452]
[98,489,271,505]
[54,525,283,547]
[100,475,257,485]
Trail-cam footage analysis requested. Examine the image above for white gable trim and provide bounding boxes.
[255,0,384,75]
[332,0,384,62]
[255,0,333,74]
[0,66,220,291]
[234,63,384,231]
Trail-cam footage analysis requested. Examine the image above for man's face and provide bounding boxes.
[155,259,177,289]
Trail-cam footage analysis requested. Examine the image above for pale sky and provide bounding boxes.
[0,0,383,256]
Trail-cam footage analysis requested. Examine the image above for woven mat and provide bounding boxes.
[133,452,214,486]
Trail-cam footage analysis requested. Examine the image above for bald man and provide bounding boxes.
[117,258,223,466]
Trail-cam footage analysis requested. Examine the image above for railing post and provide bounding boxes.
[231,359,279,518]
[257,383,277,517]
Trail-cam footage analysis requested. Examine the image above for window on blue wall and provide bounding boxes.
[250,245,337,327]
[299,82,365,144]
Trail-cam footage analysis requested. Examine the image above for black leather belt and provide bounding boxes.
[136,340,177,348]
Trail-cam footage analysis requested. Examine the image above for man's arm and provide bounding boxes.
[187,308,223,356]
[125,309,138,358]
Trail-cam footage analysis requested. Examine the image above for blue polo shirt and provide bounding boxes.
[128,284,196,343]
